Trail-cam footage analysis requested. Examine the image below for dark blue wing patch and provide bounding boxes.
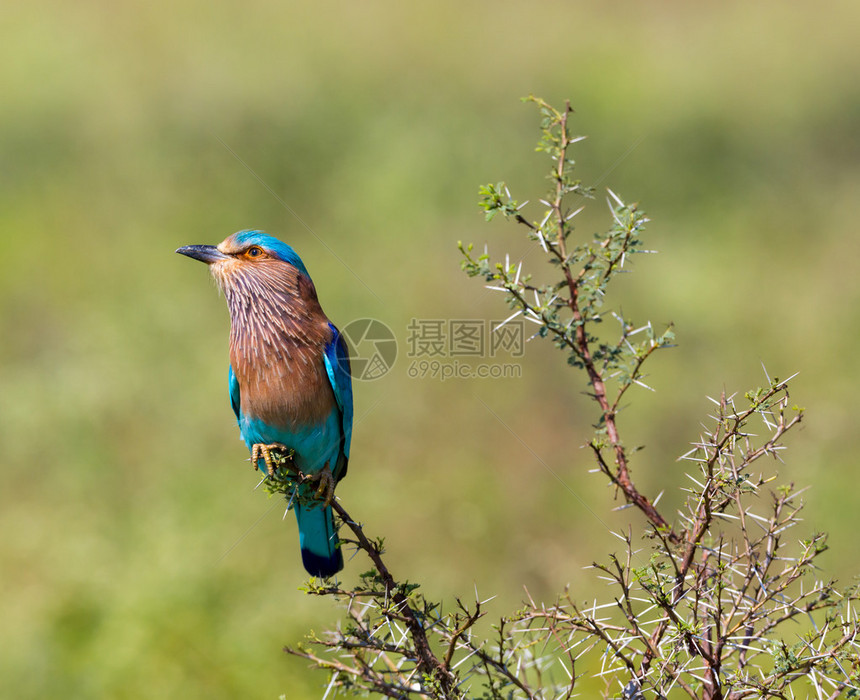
[228,364,241,421]
[323,323,354,476]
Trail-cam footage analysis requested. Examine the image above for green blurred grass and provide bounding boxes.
[2,0,859,697]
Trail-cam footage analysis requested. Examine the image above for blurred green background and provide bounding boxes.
[2,1,859,697]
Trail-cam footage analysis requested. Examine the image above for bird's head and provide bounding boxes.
[176,230,310,295]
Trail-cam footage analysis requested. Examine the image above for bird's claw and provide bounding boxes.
[250,446,333,506]
[250,442,295,476]
[307,463,335,507]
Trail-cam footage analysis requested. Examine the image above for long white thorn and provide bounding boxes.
[607,188,625,208]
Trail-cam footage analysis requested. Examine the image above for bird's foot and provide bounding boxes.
[250,443,295,476]
[303,462,335,507]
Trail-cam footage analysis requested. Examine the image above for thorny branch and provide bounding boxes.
[284,498,459,698]
[283,494,565,698]
[467,99,678,543]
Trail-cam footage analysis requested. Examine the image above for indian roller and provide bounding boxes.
[177,230,353,578]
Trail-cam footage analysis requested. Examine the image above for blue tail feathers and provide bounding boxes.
[294,503,343,578]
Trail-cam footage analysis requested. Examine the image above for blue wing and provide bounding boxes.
[228,364,241,422]
[323,323,354,467]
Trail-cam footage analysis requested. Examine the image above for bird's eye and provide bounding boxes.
[246,246,264,258]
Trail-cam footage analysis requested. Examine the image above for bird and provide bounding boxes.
[176,230,353,578]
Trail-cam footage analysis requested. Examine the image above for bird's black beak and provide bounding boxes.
[175,245,229,264]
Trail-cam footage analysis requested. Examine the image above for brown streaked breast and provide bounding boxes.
[222,261,337,429]
[231,332,336,428]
